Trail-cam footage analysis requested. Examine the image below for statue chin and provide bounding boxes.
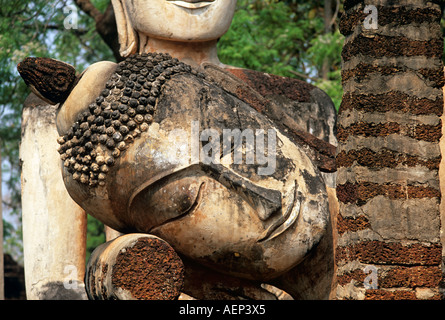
[58,53,330,282]
[121,0,237,42]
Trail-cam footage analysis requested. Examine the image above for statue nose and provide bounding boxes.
[241,182,282,221]
[202,163,282,221]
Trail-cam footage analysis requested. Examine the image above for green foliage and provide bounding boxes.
[219,0,306,77]
[0,0,113,261]
[308,29,344,108]
[219,0,344,110]
[314,69,343,111]
[307,29,344,73]
[86,215,105,262]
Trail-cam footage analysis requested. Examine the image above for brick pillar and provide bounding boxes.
[336,0,444,300]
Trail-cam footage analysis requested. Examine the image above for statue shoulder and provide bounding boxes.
[57,61,118,135]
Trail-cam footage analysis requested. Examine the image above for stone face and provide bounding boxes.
[57,53,331,283]
[18,48,338,301]
[336,0,444,300]
[112,0,237,57]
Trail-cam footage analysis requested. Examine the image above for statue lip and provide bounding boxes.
[258,181,301,243]
[167,0,215,9]
[171,0,215,2]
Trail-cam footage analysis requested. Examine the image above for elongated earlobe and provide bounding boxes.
[111,0,138,57]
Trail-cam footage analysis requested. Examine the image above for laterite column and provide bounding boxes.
[336,0,444,299]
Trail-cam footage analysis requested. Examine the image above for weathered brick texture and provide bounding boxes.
[336,0,444,300]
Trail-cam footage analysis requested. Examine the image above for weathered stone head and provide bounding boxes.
[55,54,330,282]
[20,0,333,287]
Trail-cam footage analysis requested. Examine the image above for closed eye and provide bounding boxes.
[128,167,205,232]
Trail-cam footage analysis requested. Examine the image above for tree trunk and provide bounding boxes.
[74,1,122,61]
[337,0,444,300]
[322,0,333,80]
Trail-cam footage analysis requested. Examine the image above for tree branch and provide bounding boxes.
[73,0,103,23]
[95,3,124,61]
[23,24,88,36]
[74,1,123,61]
[288,70,319,82]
